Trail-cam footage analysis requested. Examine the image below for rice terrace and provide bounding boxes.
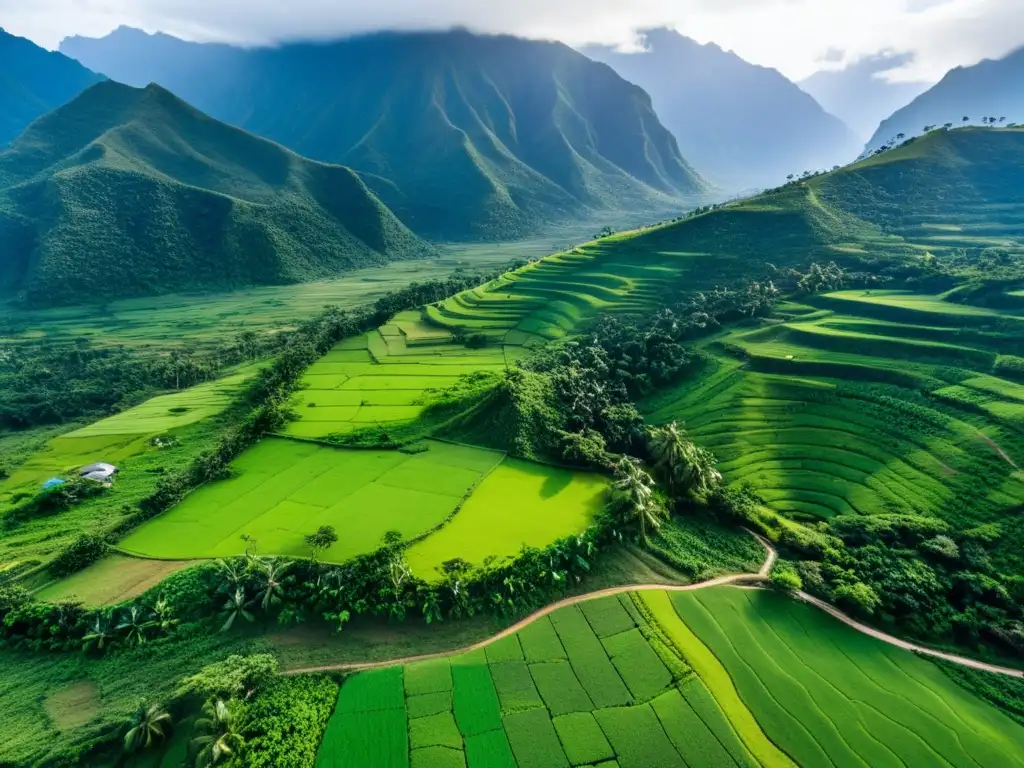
[2,14,1024,768]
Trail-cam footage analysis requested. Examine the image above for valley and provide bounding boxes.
[1,15,1024,768]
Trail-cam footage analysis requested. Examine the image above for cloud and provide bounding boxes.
[2,0,1022,83]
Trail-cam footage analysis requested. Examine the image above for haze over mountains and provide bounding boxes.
[0,80,426,306]
[0,29,104,146]
[60,27,709,241]
[867,46,1024,151]
[799,53,931,143]
[582,28,862,191]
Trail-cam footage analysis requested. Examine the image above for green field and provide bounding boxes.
[315,593,754,768]
[119,438,505,562]
[35,554,195,607]
[646,290,1024,533]
[405,459,607,579]
[118,439,601,567]
[316,588,1024,767]
[669,588,1024,767]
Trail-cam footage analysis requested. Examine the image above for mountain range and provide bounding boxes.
[60,27,709,240]
[798,53,931,143]
[0,28,104,147]
[0,80,426,307]
[582,28,862,191]
[866,46,1024,151]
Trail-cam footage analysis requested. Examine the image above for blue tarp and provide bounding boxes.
[42,477,66,489]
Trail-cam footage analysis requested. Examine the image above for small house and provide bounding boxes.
[79,462,117,483]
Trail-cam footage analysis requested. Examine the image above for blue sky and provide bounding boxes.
[3,0,1022,83]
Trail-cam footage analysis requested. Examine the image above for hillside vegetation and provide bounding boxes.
[0,80,428,306]
[60,27,710,239]
[0,28,103,146]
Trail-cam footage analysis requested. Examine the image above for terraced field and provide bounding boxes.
[285,244,686,438]
[118,439,602,567]
[647,290,1024,527]
[315,588,1024,767]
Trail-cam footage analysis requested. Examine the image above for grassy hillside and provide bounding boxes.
[0,28,103,146]
[0,80,428,306]
[60,28,711,240]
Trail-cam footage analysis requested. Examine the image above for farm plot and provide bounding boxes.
[286,242,689,440]
[36,555,196,607]
[404,459,606,580]
[668,588,1024,767]
[646,293,1024,524]
[119,438,504,563]
[316,595,751,768]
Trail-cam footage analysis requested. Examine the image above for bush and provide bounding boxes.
[50,534,108,577]
[770,562,803,592]
[833,582,881,617]
[177,654,279,701]
[240,675,339,768]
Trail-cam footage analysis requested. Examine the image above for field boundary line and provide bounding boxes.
[282,533,1024,681]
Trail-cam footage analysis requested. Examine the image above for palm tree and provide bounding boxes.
[613,456,665,543]
[219,588,254,632]
[124,702,172,753]
[116,606,154,647]
[647,421,723,500]
[82,614,115,653]
[191,699,243,767]
[254,560,290,613]
[216,558,245,590]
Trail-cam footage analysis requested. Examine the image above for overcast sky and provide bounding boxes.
[3,0,1023,84]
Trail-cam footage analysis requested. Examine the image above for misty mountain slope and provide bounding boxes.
[799,53,931,142]
[0,80,428,306]
[0,28,104,146]
[866,47,1024,152]
[583,28,862,192]
[61,27,709,240]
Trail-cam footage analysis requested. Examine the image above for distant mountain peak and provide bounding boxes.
[60,28,709,240]
[581,32,860,191]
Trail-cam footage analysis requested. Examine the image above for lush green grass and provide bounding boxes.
[404,459,606,579]
[668,588,1024,767]
[119,438,504,563]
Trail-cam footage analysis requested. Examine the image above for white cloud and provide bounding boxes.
[2,0,1022,83]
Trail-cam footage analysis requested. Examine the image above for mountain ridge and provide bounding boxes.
[866,47,1024,152]
[60,27,710,240]
[582,28,862,191]
[0,28,105,147]
[0,80,428,306]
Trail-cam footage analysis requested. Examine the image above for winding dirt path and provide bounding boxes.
[282,533,1022,679]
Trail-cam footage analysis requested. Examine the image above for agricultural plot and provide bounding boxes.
[285,242,691,439]
[119,438,505,563]
[405,459,606,580]
[647,292,1024,526]
[669,588,1024,767]
[35,555,195,607]
[315,594,752,768]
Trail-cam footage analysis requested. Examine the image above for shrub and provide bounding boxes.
[177,654,279,701]
[50,534,108,577]
[240,675,338,768]
[833,582,881,616]
[770,562,803,592]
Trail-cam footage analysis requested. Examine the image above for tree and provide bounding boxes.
[963,116,970,122]
[191,699,243,767]
[647,422,722,501]
[896,133,906,140]
[612,456,666,543]
[648,421,689,495]
[254,559,290,613]
[219,588,254,632]
[304,525,338,562]
[82,614,115,653]
[116,605,154,647]
[124,702,172,754]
